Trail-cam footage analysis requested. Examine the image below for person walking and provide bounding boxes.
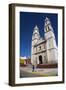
[32,64,35,72]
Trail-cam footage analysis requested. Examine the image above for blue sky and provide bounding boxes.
[20,12,58,58]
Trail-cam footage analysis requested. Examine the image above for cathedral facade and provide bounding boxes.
[31,17,58,65]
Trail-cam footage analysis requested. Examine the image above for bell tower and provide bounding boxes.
[31,25,40,64]
[44,17,58,63]
[32,25,40,46]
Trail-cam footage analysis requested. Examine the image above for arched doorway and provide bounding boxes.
[39,55,43,64]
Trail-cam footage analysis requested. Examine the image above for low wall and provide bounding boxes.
[37,63,58,68]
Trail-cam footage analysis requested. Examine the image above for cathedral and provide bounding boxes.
[31,17,58,65]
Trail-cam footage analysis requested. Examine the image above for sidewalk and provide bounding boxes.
[20,65,58,76]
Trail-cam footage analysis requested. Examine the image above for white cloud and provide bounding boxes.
[20,56,27,59]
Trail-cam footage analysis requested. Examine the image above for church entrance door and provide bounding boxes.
[39,55,43,64]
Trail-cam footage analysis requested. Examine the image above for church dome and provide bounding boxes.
[33,25,39,34]
[32,25,40,40]
[34,25,39,30]
[44,17,53,33]
[45,17,49,21]
[44,17,51,27]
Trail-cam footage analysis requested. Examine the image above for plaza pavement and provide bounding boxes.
[20,64,58,77]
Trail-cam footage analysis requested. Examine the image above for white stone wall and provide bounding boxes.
[31,18,58,65]
[36,43,46,52]
[45,31,55,40]
[45,30,58,64]
[46,49,58,63]
[33,51,47,64]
